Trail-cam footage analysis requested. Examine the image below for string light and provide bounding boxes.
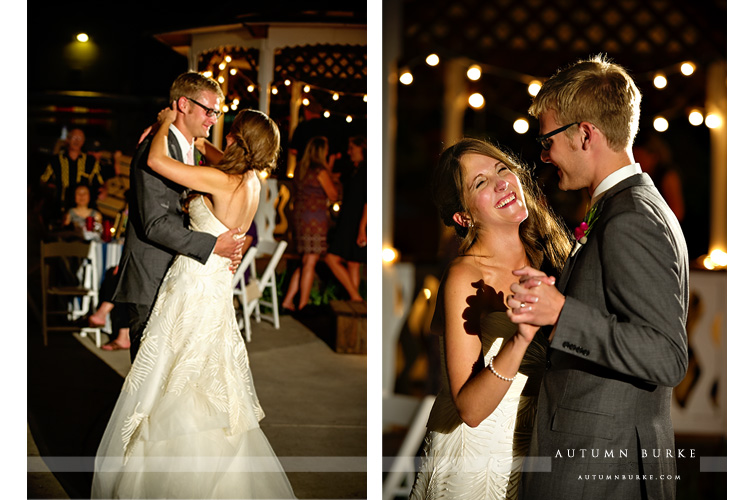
[467,64,482,81]
[199,53,367,122]
[527,80,542,96]
[394,53,709,134]
[382,247,399,264]
[468,93,485,109]
[76,33,89,43]
[705,113,722,129]
[710,249,728,267]
[680,62,695,76]
[513,118,529,134]
[653,116,669,132]
[688,109,704,126]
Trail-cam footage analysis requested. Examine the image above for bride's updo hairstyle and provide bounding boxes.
[215,109,281,176]
[432,137,571,271]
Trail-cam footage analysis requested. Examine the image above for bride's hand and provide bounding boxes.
[157,102,178,126]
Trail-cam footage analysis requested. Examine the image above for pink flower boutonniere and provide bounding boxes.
[574,205,600,245]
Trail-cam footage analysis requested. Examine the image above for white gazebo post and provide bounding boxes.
[707,61,727,256]
[257,38,275,116]
[287,81,303,178]
[443,57,468,149]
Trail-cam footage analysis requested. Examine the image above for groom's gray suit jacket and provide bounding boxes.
[113,130,216,308]
[520,173,689,500]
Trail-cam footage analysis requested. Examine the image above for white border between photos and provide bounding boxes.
[727,3,744,498]
[367,0,384,498]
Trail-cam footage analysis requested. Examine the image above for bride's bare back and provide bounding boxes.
[202,171,261,235]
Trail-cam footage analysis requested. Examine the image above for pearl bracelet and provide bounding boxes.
[487,355,516,382]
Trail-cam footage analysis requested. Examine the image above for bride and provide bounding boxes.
[91,105,296,499]
[409,138,570,500]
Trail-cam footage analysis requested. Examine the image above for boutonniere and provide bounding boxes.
[574,204,600,245]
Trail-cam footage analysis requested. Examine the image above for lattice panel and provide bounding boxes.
[401,0,726,74]
[275,44,367,94]
[196,47,261,108]
[198,46,260,74]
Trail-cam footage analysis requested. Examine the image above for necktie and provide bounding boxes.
[186,145,194,165]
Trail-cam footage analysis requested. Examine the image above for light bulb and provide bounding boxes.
[468,93,485,109]
[467,65,482,81]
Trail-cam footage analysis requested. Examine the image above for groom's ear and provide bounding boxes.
[176,96,188,113]
[452,212,470,228]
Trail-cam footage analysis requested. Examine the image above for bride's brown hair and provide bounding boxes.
[215,109,281,176]
[432,137,571,272]
[183,110,281,212]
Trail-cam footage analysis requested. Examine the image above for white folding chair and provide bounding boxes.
[382,262,437,500]
[40,241,102,347]
[232,240,287,342]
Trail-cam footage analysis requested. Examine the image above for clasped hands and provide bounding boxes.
[506,266,566,340]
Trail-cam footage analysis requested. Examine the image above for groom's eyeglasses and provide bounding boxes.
[185,97,223,119]
[536,122,579,150]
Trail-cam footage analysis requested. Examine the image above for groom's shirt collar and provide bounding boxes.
[169,124,194,164]
[590,163,642,206]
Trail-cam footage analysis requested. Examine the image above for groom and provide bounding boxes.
[114,72,244,361]
[507,55,689,499]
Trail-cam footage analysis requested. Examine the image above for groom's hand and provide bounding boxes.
[214,227,245,272]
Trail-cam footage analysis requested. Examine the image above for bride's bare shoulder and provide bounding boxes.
[443,257,482,289]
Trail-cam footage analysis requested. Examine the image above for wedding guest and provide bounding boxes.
[409,138,571,500]
[62,184,103,238]
[40,127,104,220]
[89,266,130,351]
[507,55,689,500]
[324,135,367,301]
[281,136,345,311]
[632,132,685,222]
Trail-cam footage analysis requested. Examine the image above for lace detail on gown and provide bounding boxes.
[92,196,296,499]
[409,312,547,500]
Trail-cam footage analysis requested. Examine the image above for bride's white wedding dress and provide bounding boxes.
[92,196,296,499]
[409,312,547,500]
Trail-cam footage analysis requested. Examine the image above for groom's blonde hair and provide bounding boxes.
[529,54,641,151]
[169,72,224,102]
